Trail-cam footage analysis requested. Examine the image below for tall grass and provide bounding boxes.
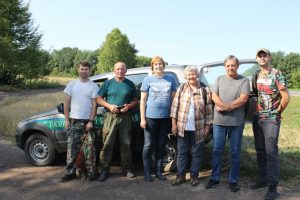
[0,92,65,138]
[0,76,74,92]
[45,76,75,86]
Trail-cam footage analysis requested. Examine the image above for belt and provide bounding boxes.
[105,109,128,114]
[70,118,89,123]
[106,111,128,115]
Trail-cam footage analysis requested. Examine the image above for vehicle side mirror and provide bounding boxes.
[57,103,64,114]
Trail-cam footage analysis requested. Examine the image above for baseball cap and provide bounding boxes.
[256,48,271,57]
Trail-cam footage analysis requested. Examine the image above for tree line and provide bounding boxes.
[0,0,299,88]
[47,28,152,77]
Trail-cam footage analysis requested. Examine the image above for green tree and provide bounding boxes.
[136,55,152,67]
[270,51,285,69]
[242,64,260,77]
[271,51,300,87]
[22,49,50,81]
[290,68,300,88]
[282,52,300,87]
[0,0,47,85]
[96,28,137,73]
[73,50,98,75]
[48,47,78,76]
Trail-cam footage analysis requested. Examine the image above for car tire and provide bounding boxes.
[24,134,56,166]
[151,138,177,172]
[163,139,177,172]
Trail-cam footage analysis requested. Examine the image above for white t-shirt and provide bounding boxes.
[64,79,99,119]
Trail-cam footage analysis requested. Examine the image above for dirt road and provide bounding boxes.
[0,137,299,200]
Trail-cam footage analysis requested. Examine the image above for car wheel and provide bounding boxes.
[163,139,177,172]
[24,134,56,166]
[150,137,177,172]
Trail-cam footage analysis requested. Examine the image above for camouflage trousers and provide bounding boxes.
[65,119,97,179]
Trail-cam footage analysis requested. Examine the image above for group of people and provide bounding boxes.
[60,48,290,200]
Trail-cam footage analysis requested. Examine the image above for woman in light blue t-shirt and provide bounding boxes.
[140,56,177,182]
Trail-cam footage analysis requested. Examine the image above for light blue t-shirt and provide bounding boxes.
[141,75,177,118]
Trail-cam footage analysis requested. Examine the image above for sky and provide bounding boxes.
[24,0,300,65]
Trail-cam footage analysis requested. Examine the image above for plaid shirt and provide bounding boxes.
[170,83,213,144]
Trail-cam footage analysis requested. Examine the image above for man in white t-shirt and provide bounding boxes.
[60,61,99,182]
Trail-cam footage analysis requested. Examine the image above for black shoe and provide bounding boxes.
[191,177,199,186]
[265,186,279,200]
[87,175,97,181]
[156,173,166,181]
[229,182,240,192]
[172,175,186,186]
[98,170,109,182]
[250,181,268,189]
[60,174,76,182]
[206,179,219,189]
[123,169,135,178]
[78,171,88,181]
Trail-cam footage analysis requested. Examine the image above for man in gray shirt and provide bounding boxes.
[206,55,250,192]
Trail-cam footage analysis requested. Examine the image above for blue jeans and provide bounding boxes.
[177,131,204,177]
[143,118,171,175]
[253,116,281,186]
[211,125,244,183]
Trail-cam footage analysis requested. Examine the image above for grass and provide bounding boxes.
[45,76,75,86]
[0,92,65,138]
[0,76,74,92]
[289,88,300,91]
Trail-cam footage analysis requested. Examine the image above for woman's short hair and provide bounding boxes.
[183,65,199,79]
[151,56,165,71]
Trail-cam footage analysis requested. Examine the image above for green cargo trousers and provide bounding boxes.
[100,111,133,171]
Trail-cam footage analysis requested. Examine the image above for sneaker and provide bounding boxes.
[229,182,240,192]
[172,175,186,186]
[60,174,76,182]
[265,186,279,200]
[123,169,135,178]
[250,181,268,189]
[98,170,110,182]
[205,179,219,189]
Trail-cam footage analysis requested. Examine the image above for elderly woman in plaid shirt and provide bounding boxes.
[170,66,213,186]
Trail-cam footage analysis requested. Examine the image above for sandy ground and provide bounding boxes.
[0,137,299,200]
